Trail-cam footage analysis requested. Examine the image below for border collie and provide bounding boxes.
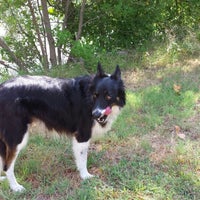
[0,63,125,192]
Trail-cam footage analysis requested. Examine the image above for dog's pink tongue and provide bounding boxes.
[104,106,112,116]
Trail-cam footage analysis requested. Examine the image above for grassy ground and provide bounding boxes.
[0,56,200,199]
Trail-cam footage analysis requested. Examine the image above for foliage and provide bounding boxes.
[55,29,73,48]
[70,40,98,70]
[83,0,200,49]
[0,0,200,72]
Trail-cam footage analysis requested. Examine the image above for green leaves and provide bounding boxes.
[0,0,200,71]
[55,29,73,47]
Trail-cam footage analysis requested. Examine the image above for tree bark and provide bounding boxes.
[41,0,57,67]
[28,0,49,70]
[0,37,28,72]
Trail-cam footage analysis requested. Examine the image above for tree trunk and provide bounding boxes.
[41,0,57,67]
[63,0,71,30]
[0,37,28,72]
[76,0,86,41]
[28,0,49,70]
[57,0,71,65]
[37,0,48,66]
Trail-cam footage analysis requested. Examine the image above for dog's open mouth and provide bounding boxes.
[93,106,112,126]
[96,115,108,126]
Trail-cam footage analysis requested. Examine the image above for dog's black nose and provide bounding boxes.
[92,110,102,119]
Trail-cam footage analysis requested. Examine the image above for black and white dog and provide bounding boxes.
[0,63,125,192]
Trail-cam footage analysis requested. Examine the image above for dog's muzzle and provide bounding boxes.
[92,107,112,126]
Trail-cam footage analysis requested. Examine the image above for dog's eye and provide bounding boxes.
[105,95,111,100]
[93,92,98,99]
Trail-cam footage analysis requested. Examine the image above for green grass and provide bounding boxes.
[1,53,200,199]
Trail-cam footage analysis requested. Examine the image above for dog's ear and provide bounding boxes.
[111,65,121,80]
[96,62,105,77]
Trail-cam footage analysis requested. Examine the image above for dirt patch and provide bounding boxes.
[123,58,200,91]
[123,68,162,91]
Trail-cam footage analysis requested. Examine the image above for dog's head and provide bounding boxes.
[90,63,126,126]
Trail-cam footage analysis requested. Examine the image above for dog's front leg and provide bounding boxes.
[72,137,94,179]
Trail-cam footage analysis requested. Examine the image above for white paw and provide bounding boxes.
[11,184,26,192]
[80,172,94,180]
[0,176,6,181]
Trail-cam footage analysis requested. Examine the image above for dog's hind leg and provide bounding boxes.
[0,139,6,181]
[5,132,29,192]
[0,157,6,181]
[72,137,94,179]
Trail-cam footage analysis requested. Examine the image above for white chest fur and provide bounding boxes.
[91,105,121,139]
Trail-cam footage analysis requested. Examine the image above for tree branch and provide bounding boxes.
[0,37,28,72]
[0,59,18,72]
